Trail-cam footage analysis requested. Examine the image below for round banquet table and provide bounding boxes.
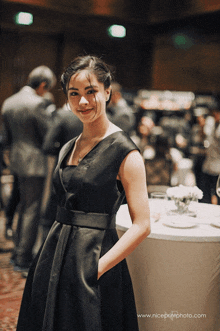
[116,200,220,331]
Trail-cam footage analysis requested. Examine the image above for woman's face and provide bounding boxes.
[67,70,111,124]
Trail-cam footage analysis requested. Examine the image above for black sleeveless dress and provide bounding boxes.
[17,131,139,331]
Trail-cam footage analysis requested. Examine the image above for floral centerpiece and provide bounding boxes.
[166,185,203,215]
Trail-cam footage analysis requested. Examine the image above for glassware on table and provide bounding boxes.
[150,192,167,222]
[210,175,220,225]
[166,197,198,217]
[214,175,220,219]
[216,175,220,198]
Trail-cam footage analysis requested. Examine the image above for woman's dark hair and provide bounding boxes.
[61,55,113,104]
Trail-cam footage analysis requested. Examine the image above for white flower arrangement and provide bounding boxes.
[166,185,203,201]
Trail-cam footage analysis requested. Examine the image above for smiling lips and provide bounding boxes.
[79,108,93,114]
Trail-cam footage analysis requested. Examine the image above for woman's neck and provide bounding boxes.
[81,117,111,141]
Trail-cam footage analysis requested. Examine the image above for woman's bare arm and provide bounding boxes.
[98,150,151,279]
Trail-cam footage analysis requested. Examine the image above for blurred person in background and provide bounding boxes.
[2,90,56,241]
[43,103,83,156]
[1,65,56,273]
[131,115,155,159]
[190,107,208,189]
[0,129,4,210]
[3,174,20,239]
[199,99,220,204]
[107,82,135,135]
[41,103,83,241]
[144,133,174,188]
[159,110,191,157]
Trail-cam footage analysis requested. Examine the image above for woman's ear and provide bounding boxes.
[105,86,111,101]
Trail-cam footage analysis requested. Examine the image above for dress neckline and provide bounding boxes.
[66,130,123,167]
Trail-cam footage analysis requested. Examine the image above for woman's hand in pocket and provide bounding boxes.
[97,259,105,280]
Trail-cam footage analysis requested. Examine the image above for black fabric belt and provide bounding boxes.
[56,206,116,230]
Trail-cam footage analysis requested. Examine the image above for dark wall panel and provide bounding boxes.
[152,32,220,93]
[0,30,63,109]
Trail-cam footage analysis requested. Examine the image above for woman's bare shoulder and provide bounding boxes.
[119,150,145,181]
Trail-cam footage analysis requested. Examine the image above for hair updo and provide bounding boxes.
[61,56,113,100]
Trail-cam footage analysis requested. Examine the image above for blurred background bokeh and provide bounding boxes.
[1,0,220,113]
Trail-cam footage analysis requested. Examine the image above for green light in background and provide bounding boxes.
[175,35,186,45]
[107,25,126,38]
[15,12,33,26]
[172,33,194,50]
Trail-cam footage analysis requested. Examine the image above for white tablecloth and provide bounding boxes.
[116,201,220,331]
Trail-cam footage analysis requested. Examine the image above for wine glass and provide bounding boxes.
[150,192,167,222]
[216,175,220,198]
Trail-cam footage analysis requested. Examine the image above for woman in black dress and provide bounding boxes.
[17,55,151,331]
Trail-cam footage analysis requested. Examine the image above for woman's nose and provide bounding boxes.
[79,96,89,105]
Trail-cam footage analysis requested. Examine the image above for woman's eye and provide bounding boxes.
[87,89,96,95]
[69,92,78,97]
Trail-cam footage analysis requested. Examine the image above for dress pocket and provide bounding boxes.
[98,229,121,288]
[79,228,106,288]
[98,260,122,288]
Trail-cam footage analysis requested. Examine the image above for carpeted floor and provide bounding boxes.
[0,211,26,331]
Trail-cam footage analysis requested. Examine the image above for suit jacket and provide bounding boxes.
[107,98,135,135]
[42,106,83,156]
[1,86,50,177]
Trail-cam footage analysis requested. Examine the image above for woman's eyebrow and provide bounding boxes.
[85,85,98,90]
[68,85,98,91]
[68,87,78,91]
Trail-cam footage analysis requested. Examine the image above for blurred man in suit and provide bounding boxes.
[1,65,56,272]
[107,82,135,135]
[43,103,83,156]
